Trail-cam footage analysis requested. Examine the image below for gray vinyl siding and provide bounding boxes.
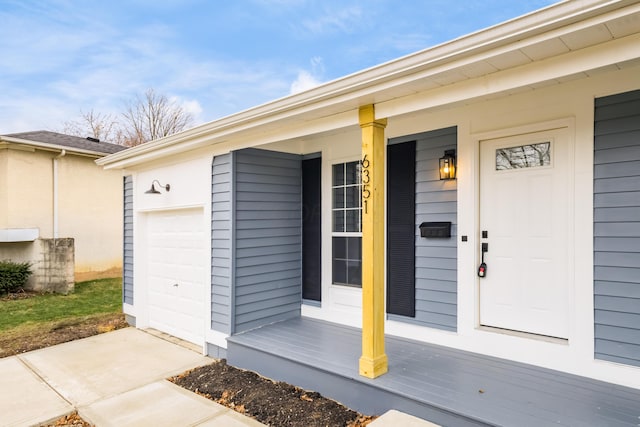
[594,89,640,367]
[211,154,233,334]
[123,175,134,305]
[232,148,302,333]
[414,128,458,331]
[388,127,458,331]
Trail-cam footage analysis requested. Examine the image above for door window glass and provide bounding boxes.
[496,142,550,170]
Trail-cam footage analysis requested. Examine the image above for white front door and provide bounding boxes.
[147,208,205,345]
[479,128,572,339]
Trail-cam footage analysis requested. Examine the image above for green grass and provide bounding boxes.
[0,278,122,332]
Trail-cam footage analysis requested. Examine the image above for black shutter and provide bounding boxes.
[387,141,416,317]
[302,157,322,301]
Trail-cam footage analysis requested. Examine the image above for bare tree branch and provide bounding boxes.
[59,89,195,147]
[61,109,124,144]
[120,88,194,147]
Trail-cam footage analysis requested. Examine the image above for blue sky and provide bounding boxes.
[1,0,556,134]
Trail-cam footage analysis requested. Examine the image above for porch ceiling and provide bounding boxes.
[98,0,640,170]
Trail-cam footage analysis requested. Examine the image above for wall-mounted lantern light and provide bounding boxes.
[145,180,170,194]
[439,149,456,180]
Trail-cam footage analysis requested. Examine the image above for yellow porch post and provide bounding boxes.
[358,104,388,379]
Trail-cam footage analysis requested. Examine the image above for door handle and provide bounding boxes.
[478,243,488,278]
[478,262,487,278]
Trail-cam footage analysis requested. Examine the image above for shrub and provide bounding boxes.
[0,261,32,294]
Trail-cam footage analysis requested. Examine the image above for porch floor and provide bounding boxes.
[226,317,640,427]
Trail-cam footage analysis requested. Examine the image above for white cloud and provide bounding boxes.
[301,6,364,35]
[289,70,322,94]
[176,98,204,125]
[179,99,203,116]
[310,56,325,74]
[288,56,325,94]
[0,93,82,134]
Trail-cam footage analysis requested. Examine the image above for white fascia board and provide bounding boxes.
[97,0,635,170]
[0,136,106,158]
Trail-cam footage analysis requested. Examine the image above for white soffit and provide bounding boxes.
[560,23,613,49]
[485,50,533,70]
[520,38,571,61]
[604,9,640,36]
[458,61,500,78]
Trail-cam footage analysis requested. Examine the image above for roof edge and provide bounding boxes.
[0,136,109,158]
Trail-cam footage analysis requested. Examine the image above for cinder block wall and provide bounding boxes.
[37,238,75,293]
[0,238,75,293]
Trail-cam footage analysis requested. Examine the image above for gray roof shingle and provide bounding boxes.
[2,130,127,155]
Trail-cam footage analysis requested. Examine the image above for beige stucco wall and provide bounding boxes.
[3,148,53,233]
[0,149,8,228]
[58,153,123,280]
[1,147,122,280]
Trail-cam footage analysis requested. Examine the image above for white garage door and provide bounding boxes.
[147,208,205,345]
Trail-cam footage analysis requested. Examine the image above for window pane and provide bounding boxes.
[332,237,362,287]
[345,209,360,232]
[332,164,344,186]
[345,161,361,185]
[333,259,347,284]
[347,237,361,260]
[333,211,344,232]
[345,186,360,209]
[333,187,344,209]
[332,236,347,259]
[496,142,551,170]
[346,260,362,286]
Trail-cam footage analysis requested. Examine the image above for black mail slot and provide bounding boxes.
[419,222,452,238]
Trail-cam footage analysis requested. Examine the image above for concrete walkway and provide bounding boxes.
[1,328,264,427]
[0,327,437,427]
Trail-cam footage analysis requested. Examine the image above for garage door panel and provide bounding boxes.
[147,209,205,345]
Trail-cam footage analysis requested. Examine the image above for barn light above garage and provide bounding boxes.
[439,149,456,180]
[145,180,170,194]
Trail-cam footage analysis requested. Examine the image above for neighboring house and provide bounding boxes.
[0,131,126,292]
[98,1,640,425]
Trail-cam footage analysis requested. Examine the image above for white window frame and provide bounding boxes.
[331,160,362,288]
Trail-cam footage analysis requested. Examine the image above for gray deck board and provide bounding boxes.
[227,317,640,427]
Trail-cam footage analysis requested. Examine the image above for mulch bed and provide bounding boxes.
[170,359,376,427]
[41,357,376,427]
[39,412,92,427]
